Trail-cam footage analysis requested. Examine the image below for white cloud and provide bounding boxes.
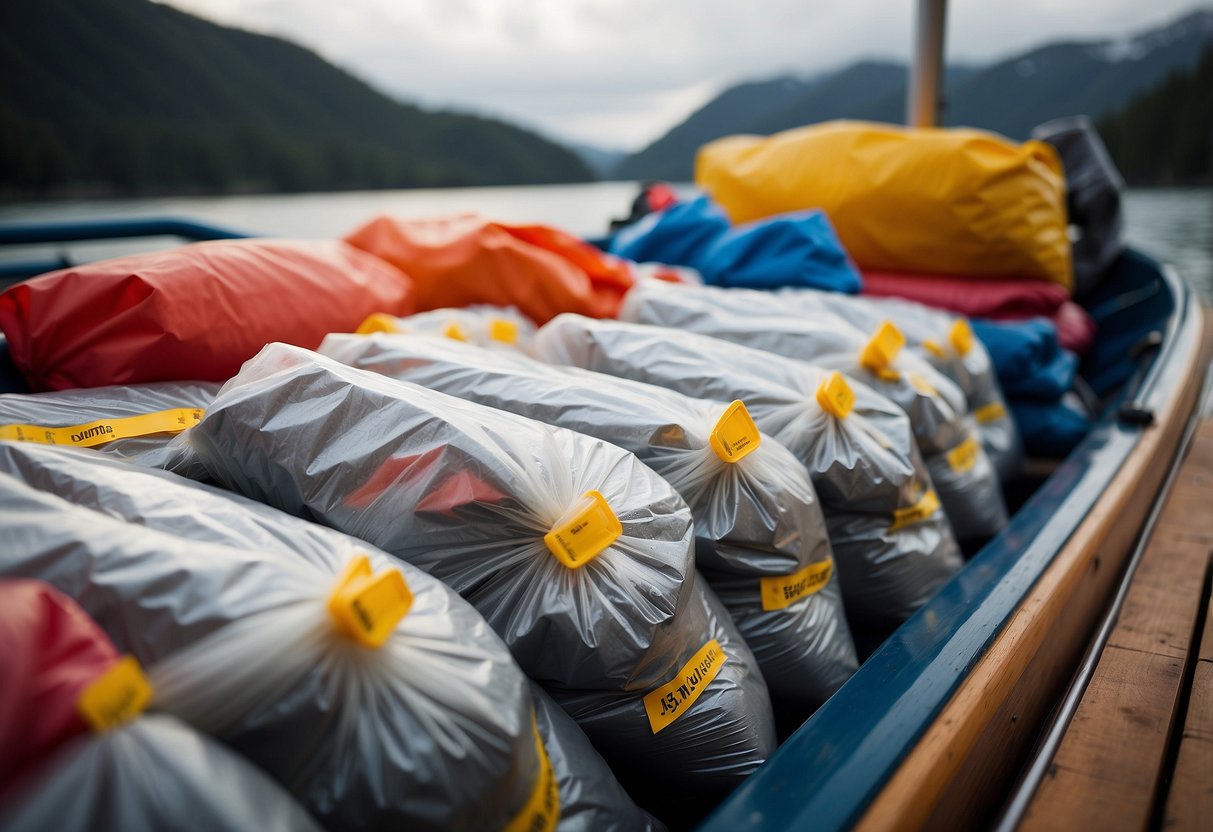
[159,0,1205,150]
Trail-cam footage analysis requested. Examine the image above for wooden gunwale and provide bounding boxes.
[855,306,1212,830]
[1015,415,1213,830]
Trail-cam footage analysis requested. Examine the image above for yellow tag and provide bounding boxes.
[760,560,834,611]
[708,400,761,463]
[907,372,939,398]
[544,490,621,569]
[889,488,942,532]
[77,655,153,732]
[489,319,519,344]
[503,721,561,832]
[0,408,204,448]
[859,321,906,374]
[816,371,855,420]
[643,640,727,734]
[327,554,414,648]
[974,401,1008,424]
[444,322,468,342]
[921,339,947,359]
[949,319,974,356]
[355,313,402,335]
[947,435,980,474]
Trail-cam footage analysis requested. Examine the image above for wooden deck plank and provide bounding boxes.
[1163,564,1213,830]
[1018,418,1213,831]
[854,307,1211,831]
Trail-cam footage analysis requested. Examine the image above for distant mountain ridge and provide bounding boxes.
[0,0,592,198]
[616,8,1213,182]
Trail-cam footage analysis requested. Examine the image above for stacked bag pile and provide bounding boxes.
[0,579,322,831]
[318,328,858,718]
[0,441,662,831]
[184,343,776,805]
[531,314,963,634]
[0,113,1136,826]
[617,279,1007,544]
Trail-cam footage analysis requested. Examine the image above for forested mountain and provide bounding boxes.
[1097,44,1212,185]
[0,0,592,198]
[616,8,1213,182]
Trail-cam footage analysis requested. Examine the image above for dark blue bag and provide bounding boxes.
[971,318,1078,401]
[610,195,862,293]
[1009,396,1092,457]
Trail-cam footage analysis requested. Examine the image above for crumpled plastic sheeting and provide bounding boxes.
[319,331,857,711]
[532,315,962,629]
[0,381,218,475]
[188,343,776,792]
[797,291,1024,484]
[0,444,539,832]
[619,280,1007,542]
[0,715,323,832]
[530,682,666,832]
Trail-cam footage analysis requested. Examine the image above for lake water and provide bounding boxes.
[2,182,1210,300]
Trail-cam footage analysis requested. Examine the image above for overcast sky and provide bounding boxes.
[161,0,1205,151]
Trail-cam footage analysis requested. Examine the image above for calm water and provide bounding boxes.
[2,183,1210,300]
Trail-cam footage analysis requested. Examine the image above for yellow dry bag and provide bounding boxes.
[695,120,1072,291]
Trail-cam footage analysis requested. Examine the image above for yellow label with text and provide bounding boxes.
[643,640,727,734]
[860,321,905,373]
[544,490,621,568]
[327,554,413,648]
[0,408,203,448]
[947,435,980,474]
[502,722,560,832]
[761,559,834,611]
[489,319,519,344]
[974,401,1008,424]
[889,489,942,532]
[77,656,153,732]
[949,319,974,356]
[443,322,468,342]
[355,313,403,334]
[708,400,761,463]
[816,371,855,419]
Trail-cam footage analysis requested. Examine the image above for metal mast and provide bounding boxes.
[907,0,948,127]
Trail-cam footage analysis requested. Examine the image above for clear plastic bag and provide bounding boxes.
[0,444,543,831]
[188,343,776,794]
[0,381,218,474]
[532,315,962,630]
[319,331,857,713]
[0,715,323,832]
[530,682,666,832]
[775,288,1024,484]
[357,304,537,351]
[619,280,1007,543]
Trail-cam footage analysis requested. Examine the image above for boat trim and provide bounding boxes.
[993,345,1212,830]
[699,258,1208,831]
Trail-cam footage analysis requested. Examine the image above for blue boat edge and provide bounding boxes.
[699,249,1210,831]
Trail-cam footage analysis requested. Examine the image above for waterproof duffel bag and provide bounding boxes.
[695,120,1072,289]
